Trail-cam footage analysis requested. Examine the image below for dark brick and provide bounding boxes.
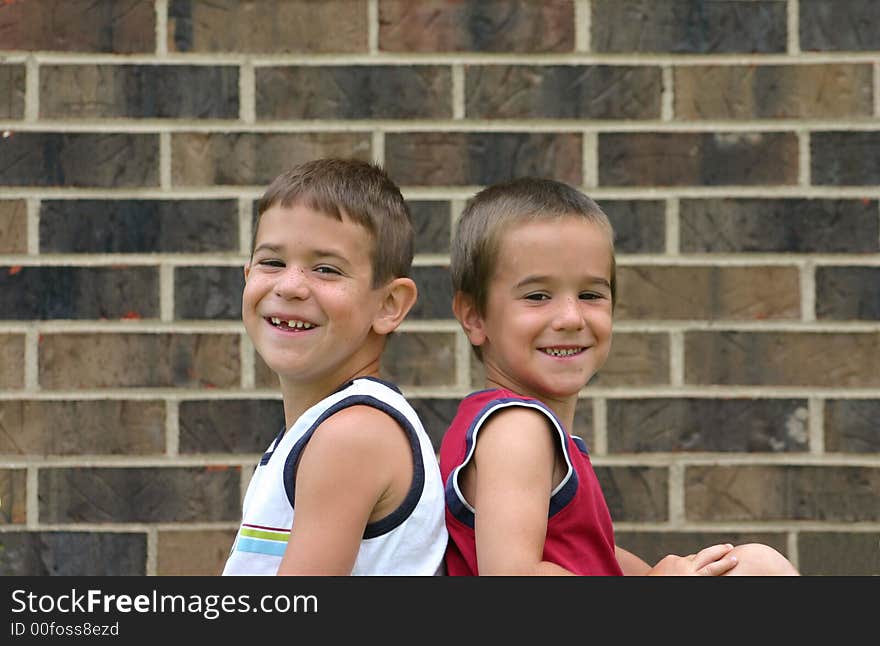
[381,332,456,387]
[600,200,665,254]
[40,199,240,253]
[171,133,371,186]
[39,333,240,389]
[607,398,810,453]
[615,531,790,568]
[39,466,241,523]
[385,132,581,187]
[409,265,454,320]
[254,354,279,389]
[168,0,368,53]
[812,132,880,185]
[0,468,26,524]
[675,64,874,119]
[686,331,880,387]
[0,334,24,389]
[599,132,798,186]
[686,465,880,522]
[0,400,165,455]
[0,532,147,575]
[256,66,452,120]
[798,532,880,576]
[0,64,25,118]
[824,400,880,453]
[179,399,284,454]
[0,266,158,320]
[41,65,239,119]
[409,201,451,254]
[0,0,154,53]
[379,0,574,52]
[816,267,880,320]
[572,400,595,451]
[591,0,787,53]
[175,266,244,320]
[0,133,158,187]
[466,65,661,119]
[590,333,669,387]
[408,397,461,453]
[0,200,27,254]
[680,198,880,253]
[594,465,668,522]
[800,0,880,51]
[157,529,238,575]
[616,265,800,320]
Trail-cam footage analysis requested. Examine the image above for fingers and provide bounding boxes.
[691,543,735,572]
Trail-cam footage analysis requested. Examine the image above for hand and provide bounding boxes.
[647,543,738,576]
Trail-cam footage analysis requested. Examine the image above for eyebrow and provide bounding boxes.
[252,243,350,264]
[514,274,611,289]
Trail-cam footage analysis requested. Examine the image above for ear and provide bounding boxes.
[372,277,418,335]
[452,291,487,348]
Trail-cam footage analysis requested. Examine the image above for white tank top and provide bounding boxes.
[222,377,448,575]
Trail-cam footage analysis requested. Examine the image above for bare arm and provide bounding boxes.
[276,406,410,575]
[615,546,652,575]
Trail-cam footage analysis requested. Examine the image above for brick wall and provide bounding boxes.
[1,0,878,576]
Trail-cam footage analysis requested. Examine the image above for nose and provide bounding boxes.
[274,266,310,300]
[551,296,585,331]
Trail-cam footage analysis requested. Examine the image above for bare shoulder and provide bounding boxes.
[305,404,412,470]
[474,405,557,463]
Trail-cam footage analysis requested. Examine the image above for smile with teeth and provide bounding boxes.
[540,347,584,357]
[268,317,315,330]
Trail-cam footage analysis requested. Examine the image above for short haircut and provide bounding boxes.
[451,177,616,318]
[254,158,414,287]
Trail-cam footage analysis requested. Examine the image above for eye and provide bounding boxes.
[314,265,342,276]
[580,291,607,301]
[524,292,550,301]
[257,259,284,268]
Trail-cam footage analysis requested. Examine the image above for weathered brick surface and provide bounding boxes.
[0,0,155,53]
[179,399,284,454]
[812,132,880,185]
[0,532,147,576]
[591,0,787,53]
[0,334,25,389]
[594,466,669,522]
[0,468,27,524]
[40,199,240,253]
[171,133,371,186]
[40,467,241,523]
[386,133,582,186]
[175,266,244,320]
[379,0,574,52]
[599,133,798,186]
[254,354,280,390]
[39,333,240,389]
[601,200,666,254]
[409,201,451,255]
[408,397,460,452]
[798,531,880,576]
[0,400,165,455]
[157,529,238,576]
[687,465,880,522]
[0,133,159,187]
[590,333,670,387]
[615,531,791,567]
[0,200,27,253]
[824,400,880,453]
[409,265,454,320]
[465,65,661,119]
[680,198,880,253]
[257,66,452,120]
[800,0,880,51]
[0,64,25,119]
[41,65,239,119]
[675,64,874,119]
[607,398,810,453]
[815,267,880,320]
[0,266,159,320]
[615,265,800,321]
[381,332,456,387]
[685,331,880,387]
[168,0,368,53]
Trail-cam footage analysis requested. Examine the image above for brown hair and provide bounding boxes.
[253,158,413,287]
[451,177,616,318]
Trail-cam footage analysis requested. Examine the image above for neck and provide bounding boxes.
[484,377,578,432]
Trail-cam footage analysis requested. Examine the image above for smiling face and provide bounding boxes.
[460,216,614,406]
[242,201,389,394]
